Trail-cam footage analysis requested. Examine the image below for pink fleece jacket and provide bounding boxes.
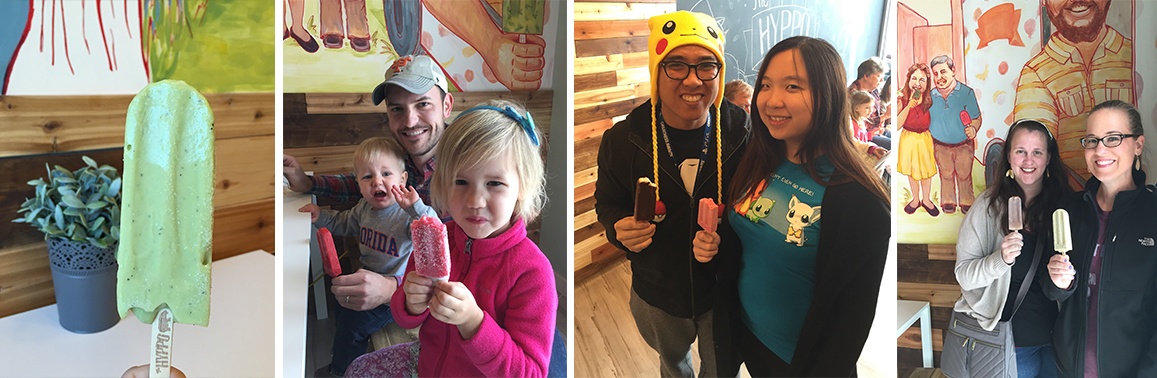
[390,218,557,377]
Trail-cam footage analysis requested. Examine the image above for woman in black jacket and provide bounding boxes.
[693,36,890,376]
[1045,100,1157,377]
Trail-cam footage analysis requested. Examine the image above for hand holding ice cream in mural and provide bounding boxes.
[424,0,546,91]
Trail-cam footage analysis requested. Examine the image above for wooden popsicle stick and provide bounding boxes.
[149,307,175,378]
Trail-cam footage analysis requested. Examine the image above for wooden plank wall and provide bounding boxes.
[0,93,276,318]
[573,0,675,279]
[897,243,960,372]
[282,90,553,245]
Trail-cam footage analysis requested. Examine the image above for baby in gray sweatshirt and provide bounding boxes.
[300,137,438,280]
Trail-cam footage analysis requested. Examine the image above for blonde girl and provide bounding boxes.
[346,99,556,377]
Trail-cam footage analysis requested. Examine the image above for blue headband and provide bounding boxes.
[456,105,540,147]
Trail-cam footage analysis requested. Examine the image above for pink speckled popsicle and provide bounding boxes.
[411,216,450,280]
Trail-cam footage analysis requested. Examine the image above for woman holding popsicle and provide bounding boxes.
[693,37,889,376]
[344,99,556,377]
[943,120,1069,377]
[1045,100,1157,377]
[896,63,939,216]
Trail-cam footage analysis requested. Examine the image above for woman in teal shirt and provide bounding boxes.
[694,36,890,376]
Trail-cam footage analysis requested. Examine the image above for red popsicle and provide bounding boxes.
[317,227,342,277]
[412,216,451,281]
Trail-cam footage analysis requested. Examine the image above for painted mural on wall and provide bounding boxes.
[895,0,1156,244]
[283,0,557,93]
[0,0,274,95]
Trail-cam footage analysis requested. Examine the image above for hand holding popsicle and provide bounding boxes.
[121,365,187,378]
[402,271,436,315]
[614,216,655,252]
[1047,253,1076,289]
[429,280,484,339]
[1001,231,1024,264]
[693,230,719,263]
[332,270,398,311]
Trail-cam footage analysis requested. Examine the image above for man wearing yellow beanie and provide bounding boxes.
[595,10,750,377]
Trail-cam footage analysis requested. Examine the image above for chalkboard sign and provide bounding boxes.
[679,0,888,85]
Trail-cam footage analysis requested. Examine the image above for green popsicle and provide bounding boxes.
[501,0,544,35]
[116,80,215,327]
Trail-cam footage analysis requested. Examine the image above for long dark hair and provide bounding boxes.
[987,120,1071,232]
[728,36,889,205]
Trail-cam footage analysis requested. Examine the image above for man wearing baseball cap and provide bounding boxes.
[594,10,749,377]
[283,54,453,377]
[286,54,453,205]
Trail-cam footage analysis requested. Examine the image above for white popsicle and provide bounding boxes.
[1053,209,1072,255]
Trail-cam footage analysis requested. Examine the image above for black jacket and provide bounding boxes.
[1044,170,1157,377]
[714,180,890,376]
[594,100,749,318]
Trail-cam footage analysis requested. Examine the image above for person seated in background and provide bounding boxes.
[850,89,887,164]
[724,79,753,113]
[850,90,876,143]
[848,56,888,135]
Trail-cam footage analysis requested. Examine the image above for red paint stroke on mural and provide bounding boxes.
[82,0,90,54]
[3,0,35,94]
[976,3,1024,49]
[59,0,74,74]
[98,0,113,70]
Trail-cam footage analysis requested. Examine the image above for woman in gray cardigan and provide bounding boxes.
[947,120,1070,377]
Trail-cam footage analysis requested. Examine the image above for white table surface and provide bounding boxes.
[283,189,314,378]
[897,299,933,368]
[0,250,275,377]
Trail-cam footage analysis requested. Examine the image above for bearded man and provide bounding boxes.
[1013,0,1134,186]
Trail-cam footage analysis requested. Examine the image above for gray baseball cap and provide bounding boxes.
[372,55,450,105]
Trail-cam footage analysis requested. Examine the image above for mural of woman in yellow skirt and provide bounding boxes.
[897,63,939,216]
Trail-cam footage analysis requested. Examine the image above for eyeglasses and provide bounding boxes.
[660,61,722,81]
[1078,133,1139,149]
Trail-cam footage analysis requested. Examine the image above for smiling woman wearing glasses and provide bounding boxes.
[1043,100,1157,377]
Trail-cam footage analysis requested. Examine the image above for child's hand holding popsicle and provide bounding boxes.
[429,280,485,339]
[402,272,436,316]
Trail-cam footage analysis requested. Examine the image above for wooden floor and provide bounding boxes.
[576,257,749,377]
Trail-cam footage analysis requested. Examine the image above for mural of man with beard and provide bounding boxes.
[1013,0,1134,187]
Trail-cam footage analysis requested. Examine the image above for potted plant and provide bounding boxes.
[13,156,122,333]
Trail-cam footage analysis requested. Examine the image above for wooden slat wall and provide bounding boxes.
[284,90,553,173]
[0,93,275,318]
[573,1,675,275]
[897,243,960,370]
